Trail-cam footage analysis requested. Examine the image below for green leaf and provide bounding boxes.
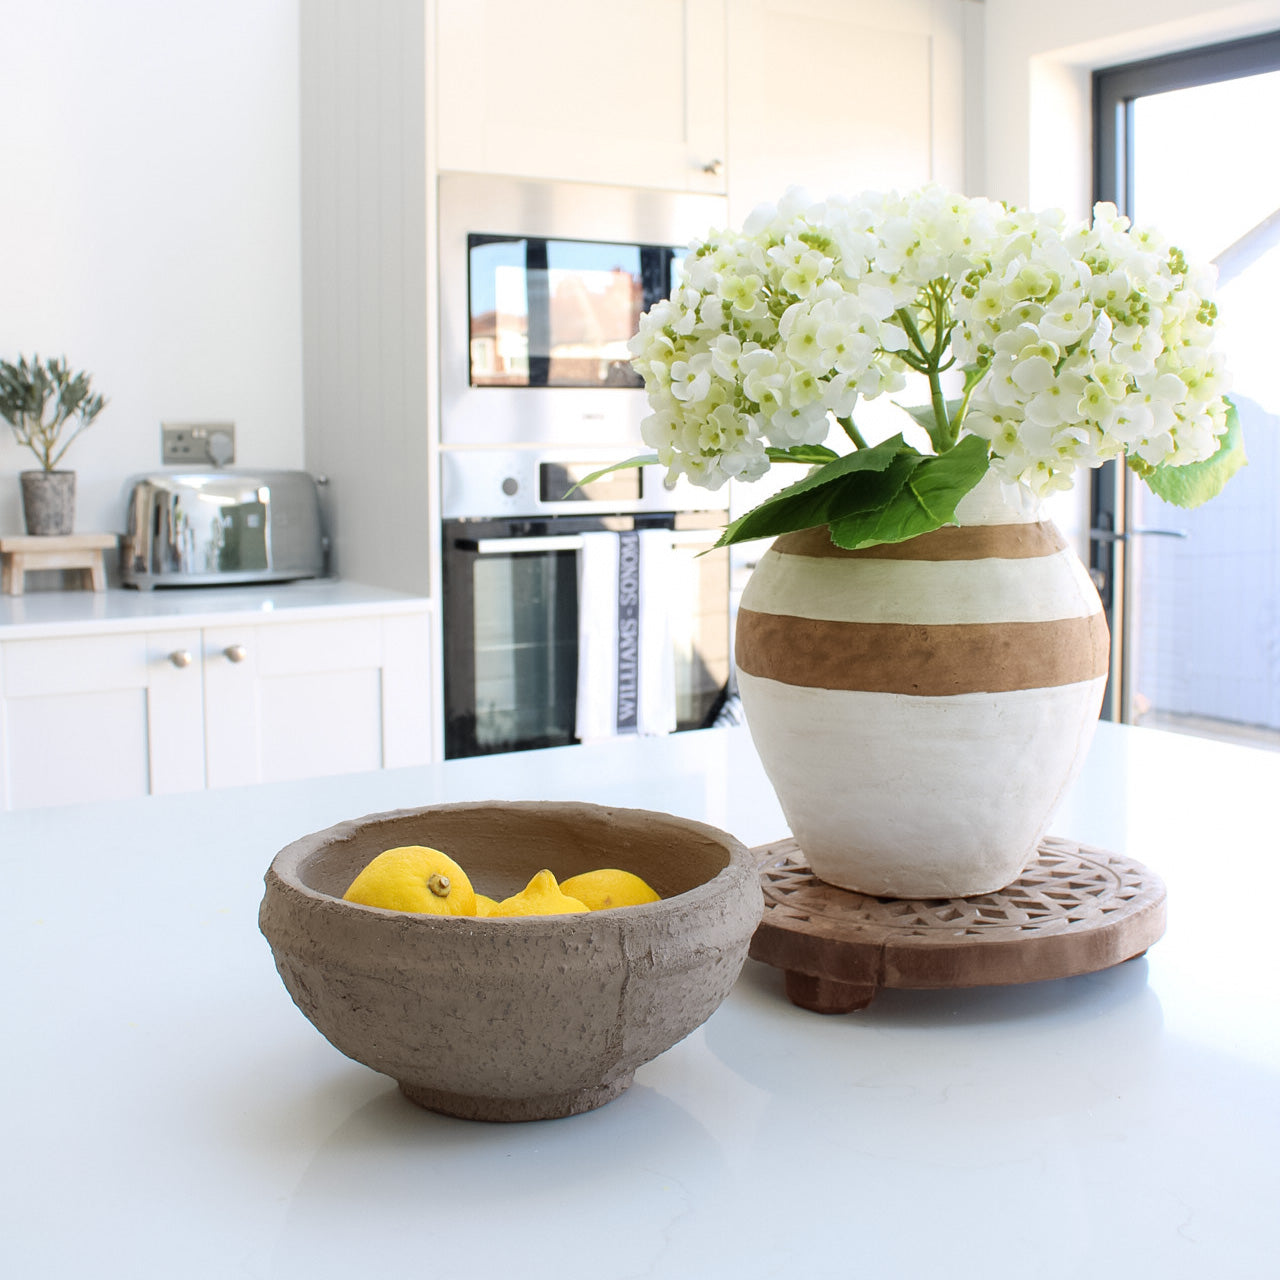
[749,432,907,503]
[828,434,991,549]
[764,443,841,465]
[561,453,659,497]
[715,435,917,547]
[902,433,991,520]
[1142,400,1246,509]
[899,398,964,439]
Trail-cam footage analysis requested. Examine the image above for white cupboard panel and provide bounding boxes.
[2,633,148,698]
[380,613,432,768]
[202,625,262,791]
[436,0,727,191]
[203,620,383,682]
[249,617,383,676]
[144,630,207,796]
[5,689,150,809]
[201,618,386,789]
[726,0,955,221]
[684,0,729,186]
[257,669,384,783]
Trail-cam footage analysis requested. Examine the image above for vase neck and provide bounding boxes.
[953,468,1043,528]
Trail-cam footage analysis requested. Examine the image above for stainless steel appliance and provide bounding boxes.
[438,175,733,759]
[442,452,730,758]
[121,470,326,589]
[438,172,727,448]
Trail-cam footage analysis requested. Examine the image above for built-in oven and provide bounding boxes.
[441,450,730,759]
[437,174,732,760]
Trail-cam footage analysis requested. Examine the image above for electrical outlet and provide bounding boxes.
[162,422,236,467]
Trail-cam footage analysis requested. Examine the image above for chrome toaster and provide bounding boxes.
[121,470,326,589]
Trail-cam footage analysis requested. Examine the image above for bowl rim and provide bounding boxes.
[264,797,758,928]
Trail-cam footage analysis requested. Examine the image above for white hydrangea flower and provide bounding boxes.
[626,183,1232,500]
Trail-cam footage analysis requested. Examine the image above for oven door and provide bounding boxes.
[442,513,729,759]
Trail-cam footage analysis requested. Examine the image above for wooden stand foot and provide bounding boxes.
[784,970,877,1014]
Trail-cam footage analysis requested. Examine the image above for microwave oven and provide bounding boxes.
[437,172,727,451]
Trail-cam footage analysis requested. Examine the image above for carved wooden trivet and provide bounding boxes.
[748,835,1167,1014]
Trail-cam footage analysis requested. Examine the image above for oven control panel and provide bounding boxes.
[440,447,729,521]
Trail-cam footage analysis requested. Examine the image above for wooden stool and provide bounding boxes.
[0,533,118,595]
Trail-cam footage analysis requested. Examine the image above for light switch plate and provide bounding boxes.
[162,422,236,466]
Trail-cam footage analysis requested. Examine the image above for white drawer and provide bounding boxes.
[2,633,149,697]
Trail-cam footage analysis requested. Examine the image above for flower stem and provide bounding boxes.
[925,365,954,452]
[896,305,955,453]
[837,416,868,449]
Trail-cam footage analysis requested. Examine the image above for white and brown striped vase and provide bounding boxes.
[734,471,1109,898]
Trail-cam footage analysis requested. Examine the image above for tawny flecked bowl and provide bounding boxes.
[259,800,762,1122]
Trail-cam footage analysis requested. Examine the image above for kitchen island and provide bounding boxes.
[3,722,1277,1279]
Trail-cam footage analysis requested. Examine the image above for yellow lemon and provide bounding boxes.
[342,846,477,916]
[559,868,661,911]
[473,894,500,917]
[487,869,589,917]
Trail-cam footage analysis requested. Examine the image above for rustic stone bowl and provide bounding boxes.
[259,800,762,1122]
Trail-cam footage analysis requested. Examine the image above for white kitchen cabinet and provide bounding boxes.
[724,0,975,221]
[433,0,973,205]
[435,0,727,193]
[0,599,433,811]
[0,630,205,810]
[202,613,432,789]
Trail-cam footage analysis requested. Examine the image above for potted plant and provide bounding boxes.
[0,354,108,536]
[616,185,1244,896]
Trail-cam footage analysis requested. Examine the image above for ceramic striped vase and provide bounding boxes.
[734,473,1110,898]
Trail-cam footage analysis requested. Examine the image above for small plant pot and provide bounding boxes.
[20,471,76,536]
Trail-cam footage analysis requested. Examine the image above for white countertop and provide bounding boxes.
[3,722,1278,1279]
[0,577,429,638]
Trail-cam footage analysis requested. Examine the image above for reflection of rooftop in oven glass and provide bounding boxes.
[478,267,642,338]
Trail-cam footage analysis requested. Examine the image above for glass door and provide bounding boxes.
[1093,33,1280,748]
[441,513,733,760]
[442,519,582,759]
[466,235,684,388]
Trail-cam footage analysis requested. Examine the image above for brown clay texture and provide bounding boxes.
[259,800,763,1122]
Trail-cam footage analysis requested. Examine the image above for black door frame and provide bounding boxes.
[1090,29,1280,721]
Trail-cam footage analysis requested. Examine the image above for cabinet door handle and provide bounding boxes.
[223,644,248,663]
[168,649,194,669]
[701,157,723,175]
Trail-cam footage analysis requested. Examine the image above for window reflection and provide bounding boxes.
[468,236,683,388]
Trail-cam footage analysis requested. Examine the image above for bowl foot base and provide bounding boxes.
[398,1072,635,1122]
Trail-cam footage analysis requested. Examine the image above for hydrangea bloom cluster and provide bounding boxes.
[627,185,1232,497]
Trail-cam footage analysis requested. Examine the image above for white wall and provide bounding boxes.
[983,0,1280,213]
[0,0,303,539]
[299,0,431,596]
